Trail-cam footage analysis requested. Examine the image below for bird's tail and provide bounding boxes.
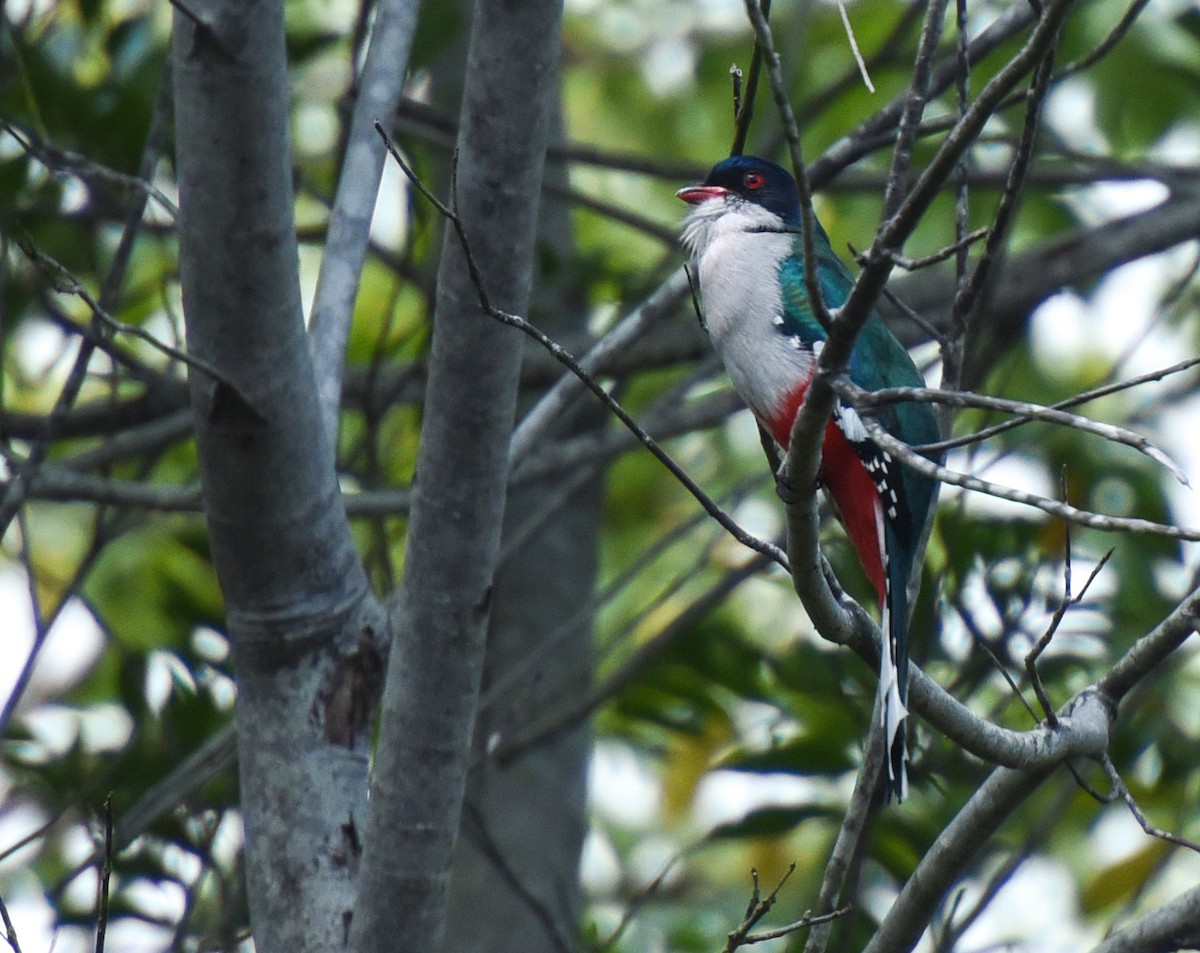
[881,521,911,802]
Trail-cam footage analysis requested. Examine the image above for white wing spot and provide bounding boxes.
[835,402,869,443]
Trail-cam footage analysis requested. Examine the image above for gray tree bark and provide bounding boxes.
[444,100,601,951]
[349,0,565,950]
[171,1,388,950]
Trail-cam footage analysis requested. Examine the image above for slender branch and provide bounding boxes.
[803,707,885,953]
[509,269,691,468]
[307,0,421,439]
[730,0,770,156]
[459,803,573,953]
[832,0,1076,371]
[94,793,114,953]
[742,0,830,331]
[722,866,793,952]
[914,357,1200,456]
[862,754,1069,953]
[591,855,683,952]
[17,240,248,396]
[490,555,769,766]
[0,119,178,218]
[954,37,1057,338]
[1099,580,1200,704]
[737,908,850,946]
[1025,525,1113,724]
[834,0,874,93]
[879,0,1076,254]
[0,72,174,543]
[843,380,1189,485]
[1053,0,1152,83]
[880,0,949,221]
[0,888,23,953]
[874,228,989,271]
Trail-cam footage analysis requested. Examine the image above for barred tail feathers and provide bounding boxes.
[879,506,910,802]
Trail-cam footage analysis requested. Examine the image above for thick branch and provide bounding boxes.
[1088,883,1200,953]
[350,0,562,949]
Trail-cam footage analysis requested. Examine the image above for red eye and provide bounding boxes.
[743,171,764,190]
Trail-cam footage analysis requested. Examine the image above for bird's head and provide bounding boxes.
[677,155,802,226]
[677,155,801,257]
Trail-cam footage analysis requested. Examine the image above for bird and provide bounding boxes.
[677,154,938,801]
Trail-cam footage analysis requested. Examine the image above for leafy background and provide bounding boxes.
[2,0,1200,949]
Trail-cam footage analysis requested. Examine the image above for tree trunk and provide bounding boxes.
[350,0,565,949]
[444,104,602,944]
[171,1,388,949]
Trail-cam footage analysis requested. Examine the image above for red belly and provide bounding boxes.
[767,387,886,607]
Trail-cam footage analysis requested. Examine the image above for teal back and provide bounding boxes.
[776,221,939,542]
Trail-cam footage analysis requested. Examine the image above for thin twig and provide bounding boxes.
[491,556,770,766]
[880,0,949,221]
[742,0,830,331]
[954,37,1058,338]
[722,866,790,952]
[17,239,252,394]
[739,907,850,945]
[590,855,683,952]
[802,705,884,953]
[730,0,771,156]
[95,793,114,953]
[1102,758,1200,854]
[0,889,24,953]
[1026,469,1071,724]
[835,0,875,92]
[871,228,989,271]
[0,120,178,218]
[1026,514,1114,724]
[460,803,573,953]
[723,867,848,951]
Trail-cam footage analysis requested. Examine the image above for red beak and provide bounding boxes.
[676,184,729,205]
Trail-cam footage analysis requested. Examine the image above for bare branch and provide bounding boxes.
[1102,758,1200,854]
[954,38,1057,327]
[880,0,949,221]
[0,119,177,218]
[1100,579,1200,704]
[730,0,770,157]
[834,0,874,93]
[802,708,885,953]
[858,415,1200,541]
[1025,500,1114,724]
[490,555,770,766]
[94,793,114,953]
[307,0,420,439]
[509,269,691,468]
[17,240,247,396]
[913,357,1200,458]
[742,0,830,331]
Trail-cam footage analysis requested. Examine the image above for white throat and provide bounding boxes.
[680,196,814,426]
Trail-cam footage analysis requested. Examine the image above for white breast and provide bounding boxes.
[682,199,815,423]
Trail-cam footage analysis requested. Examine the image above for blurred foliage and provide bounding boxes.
[2,0,1199,949]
